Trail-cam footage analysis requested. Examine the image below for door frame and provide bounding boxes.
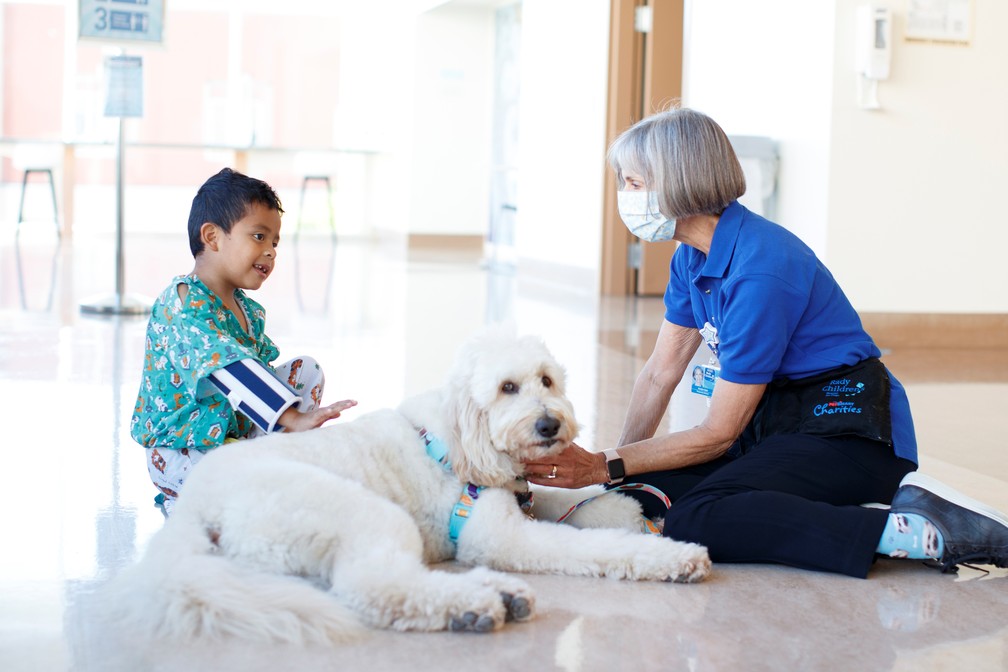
[600,0,685,296]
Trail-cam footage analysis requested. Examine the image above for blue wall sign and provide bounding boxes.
[79,0,164,44]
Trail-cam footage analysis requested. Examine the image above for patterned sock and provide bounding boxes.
[877,512,944,559]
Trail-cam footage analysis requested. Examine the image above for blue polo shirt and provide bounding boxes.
[664,201,917,463]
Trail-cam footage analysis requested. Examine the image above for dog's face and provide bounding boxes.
[446,330,578,487]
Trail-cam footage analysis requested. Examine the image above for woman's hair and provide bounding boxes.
[187,167,284,257]
[607,107,746,218]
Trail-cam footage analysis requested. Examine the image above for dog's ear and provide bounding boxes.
[445,375,515,488]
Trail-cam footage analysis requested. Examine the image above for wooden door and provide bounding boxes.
[600,0,685,296]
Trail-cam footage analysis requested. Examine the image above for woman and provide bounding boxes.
[526,107,1008,578]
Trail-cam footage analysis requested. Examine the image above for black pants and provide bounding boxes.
[620,434,916,578]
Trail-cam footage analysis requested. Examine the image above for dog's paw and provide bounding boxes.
[447,590,531,630]
[439,568,536,633]
[605,538,712,583]
[500,591,533,622]
[663,548,712,583]
[444,586,534,633]
[467,567,535,623]
[449,610,500,633]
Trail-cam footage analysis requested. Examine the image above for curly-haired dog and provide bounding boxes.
[104,328,710,644]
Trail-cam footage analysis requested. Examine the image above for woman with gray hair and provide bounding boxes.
[526,107,1008,578]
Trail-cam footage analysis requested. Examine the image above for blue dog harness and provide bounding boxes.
[420,428,535,544]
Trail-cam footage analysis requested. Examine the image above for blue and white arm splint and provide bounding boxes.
[209,358,300,433]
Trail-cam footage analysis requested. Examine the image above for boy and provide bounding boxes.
[131,167,355,514]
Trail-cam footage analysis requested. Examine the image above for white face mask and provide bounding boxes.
[616,190,677,242]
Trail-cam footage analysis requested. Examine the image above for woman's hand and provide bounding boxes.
[525,442,608,489]
[279,399,357,433]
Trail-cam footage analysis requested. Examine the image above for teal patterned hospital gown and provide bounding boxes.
[130,274,281,451]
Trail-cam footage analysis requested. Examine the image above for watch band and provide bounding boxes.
[603,448,625,485]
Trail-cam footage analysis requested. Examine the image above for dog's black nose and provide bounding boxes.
[535,415,560,438]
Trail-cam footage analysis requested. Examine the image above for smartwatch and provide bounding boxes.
[603,449,625,485]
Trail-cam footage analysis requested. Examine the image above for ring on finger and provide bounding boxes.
[547,464,557,479]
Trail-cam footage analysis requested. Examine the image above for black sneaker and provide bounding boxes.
[890,472,1008,573]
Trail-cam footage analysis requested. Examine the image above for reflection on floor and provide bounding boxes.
[1,231,1006,672]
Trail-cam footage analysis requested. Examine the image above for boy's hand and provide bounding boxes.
[279,399,357,433]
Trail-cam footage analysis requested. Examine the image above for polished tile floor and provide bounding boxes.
[1,229,1006,672]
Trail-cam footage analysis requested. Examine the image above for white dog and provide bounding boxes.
[105,328,710,644]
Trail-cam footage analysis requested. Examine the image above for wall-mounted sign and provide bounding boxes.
[906,0,972,44]
[79,0,164,44]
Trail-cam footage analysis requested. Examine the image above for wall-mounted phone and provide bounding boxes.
[855,4,892,109]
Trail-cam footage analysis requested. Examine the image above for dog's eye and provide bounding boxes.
[501,381,518,394]
[541,375,552,388]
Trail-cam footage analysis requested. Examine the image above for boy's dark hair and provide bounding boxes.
[187,167,284,257]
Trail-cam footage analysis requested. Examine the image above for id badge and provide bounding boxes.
[690,363,720,398]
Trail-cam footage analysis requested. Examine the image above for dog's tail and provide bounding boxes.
[99,515,364,645]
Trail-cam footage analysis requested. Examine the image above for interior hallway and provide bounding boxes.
[1,229,1006,672]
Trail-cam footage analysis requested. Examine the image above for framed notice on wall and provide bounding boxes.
[906,0,973,44]
[79,0,164,44]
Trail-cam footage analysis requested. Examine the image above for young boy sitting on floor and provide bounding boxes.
[130,167,356,515]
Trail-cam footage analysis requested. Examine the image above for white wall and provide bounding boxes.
[827,0,1008,313]
[401,0,611,277]
[333,12,415,237]
[514,0,610,278]
[407,5,496,237]
[409,0,1008,315]
[683,0,836,257]
[684,0,1008,314]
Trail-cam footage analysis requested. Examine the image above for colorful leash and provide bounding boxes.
[556,482,672,535]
